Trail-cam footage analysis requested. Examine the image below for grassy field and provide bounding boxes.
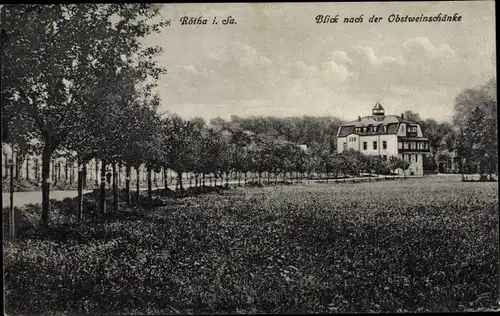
[3,177,499,314]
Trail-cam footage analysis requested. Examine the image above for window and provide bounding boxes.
[416,154,418,162]
[372,126,377,132]
[401,124,405,132]
[363,142,367,150]
[383,125,387,132]
[373,141,377,150]
[383,141,387,149]
[363,127,367,132]
[343,143,347,150]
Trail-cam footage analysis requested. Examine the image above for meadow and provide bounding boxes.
[3,177,499,314]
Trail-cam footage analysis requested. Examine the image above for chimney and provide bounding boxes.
[358,116,361,122]
[401,113,405,120]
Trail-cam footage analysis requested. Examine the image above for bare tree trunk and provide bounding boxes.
[178,172,184,193]
[118,162,122,186]
[113,162,118,212]
[25,157,30,180]
[82,163,87,189]
[56,162,60,184]
[9,158,14,239]
[69,163,73,186]
[125,164,131,204]
[14,152,20,180]
[35,159,39,182]
[95,162,99,187]
[147,166,152,202]
[153,169,157,188]
[77,163,83,222]
[41,144,52,227]
[51,160,56,183]
[163,167,168,192]
[136,167,140,203]
[99,160,106,215]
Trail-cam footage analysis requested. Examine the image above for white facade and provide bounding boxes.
[338,134,398,158]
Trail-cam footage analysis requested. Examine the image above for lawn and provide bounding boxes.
[3,177,499,314]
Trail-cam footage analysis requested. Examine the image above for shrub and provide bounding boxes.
[2,178,39,192]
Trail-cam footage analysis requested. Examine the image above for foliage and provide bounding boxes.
[210,115,343,153]
[454,78,498,178]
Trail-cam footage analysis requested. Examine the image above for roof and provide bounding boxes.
[373,102,384,111]
[337,123,400,137]
[342,115,399,127]
[337,115,421,137]
[341,115,419,127]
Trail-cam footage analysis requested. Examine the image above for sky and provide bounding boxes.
[142,1,496,123]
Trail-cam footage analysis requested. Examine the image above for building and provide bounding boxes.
[336,102,430,176]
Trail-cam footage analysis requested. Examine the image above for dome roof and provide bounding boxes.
[372,102,385,116]
[372,102,384,111]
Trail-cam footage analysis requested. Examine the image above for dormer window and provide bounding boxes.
[383,125,387,132]
[372,126,378,132]
[363,127,367,132]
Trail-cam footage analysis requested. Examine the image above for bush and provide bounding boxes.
[51,181,79,191]
[246,181,264,187]
[2,178,39,192]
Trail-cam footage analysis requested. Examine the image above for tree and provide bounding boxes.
[402,110,422,122]
[163,115,200,193]
[453,78,497,180]
[372,156,391,177]
[388,156,411,178]
[453,79,497,131]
